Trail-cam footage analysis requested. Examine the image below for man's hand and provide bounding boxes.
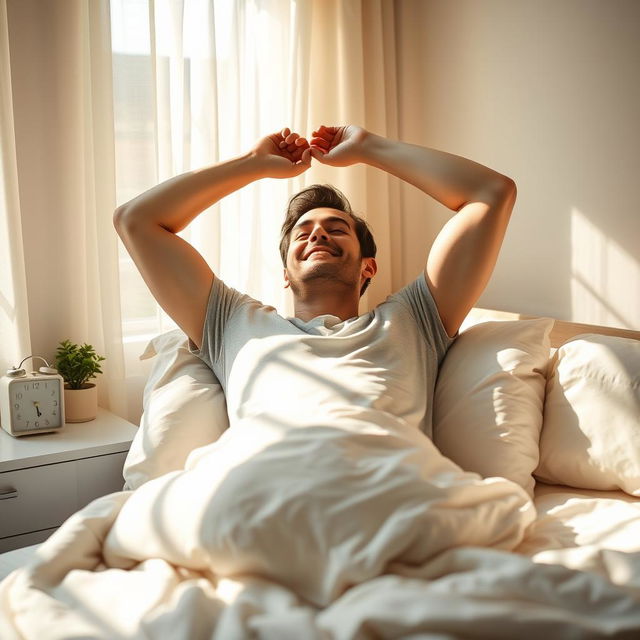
[309,125,370,167]
[251,128,312,179]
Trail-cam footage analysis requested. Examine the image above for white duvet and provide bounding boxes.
[2,420,640,639]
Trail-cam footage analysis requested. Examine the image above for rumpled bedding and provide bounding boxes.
[2,421,640,639]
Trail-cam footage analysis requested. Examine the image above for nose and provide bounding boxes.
[309,226,329,242]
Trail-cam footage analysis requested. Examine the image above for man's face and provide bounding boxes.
[284,208,367,295]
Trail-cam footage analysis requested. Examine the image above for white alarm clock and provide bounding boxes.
[0,356,65,437]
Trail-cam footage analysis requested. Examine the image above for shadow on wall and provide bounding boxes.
[571,207,639,330]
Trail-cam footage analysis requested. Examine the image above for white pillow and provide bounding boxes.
[535,334,640,495]
[433,317,553,497]
[122,329,229,490]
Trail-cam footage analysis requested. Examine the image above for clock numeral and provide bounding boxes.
[8,381,61,431]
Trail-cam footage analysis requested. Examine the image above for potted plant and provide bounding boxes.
[55,339,106,423]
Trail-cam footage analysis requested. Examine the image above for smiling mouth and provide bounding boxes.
[306,249,336,259]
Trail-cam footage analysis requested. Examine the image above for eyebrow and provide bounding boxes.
[293,216,351,232]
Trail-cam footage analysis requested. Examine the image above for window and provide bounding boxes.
[111,0,302,369]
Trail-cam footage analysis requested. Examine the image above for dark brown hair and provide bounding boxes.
[279,184,377,296]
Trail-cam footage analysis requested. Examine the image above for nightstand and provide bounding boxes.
[0,407,137,553]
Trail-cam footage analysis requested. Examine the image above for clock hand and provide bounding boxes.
[33,401,42,417]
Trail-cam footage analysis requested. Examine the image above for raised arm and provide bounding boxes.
[309,125,516,337]
[114,128,312,348]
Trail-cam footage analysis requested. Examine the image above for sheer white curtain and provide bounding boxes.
[1,0,127,418]
[112,0,401,366]
[110,0,316,373]
[0,0,30,372]
[1,0,401,424]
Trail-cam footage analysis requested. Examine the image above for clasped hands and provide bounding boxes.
[251,125,370,179]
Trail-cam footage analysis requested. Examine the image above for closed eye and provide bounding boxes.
[295,230,346,240]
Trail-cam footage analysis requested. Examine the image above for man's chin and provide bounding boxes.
[287,267,354,292]
[300,263,342,278]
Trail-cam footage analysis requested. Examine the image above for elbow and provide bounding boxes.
[501,176,517,202]
[495,175,517,199]
[497,177,517,221]
[504,176,517,199]
[491,175,517,209]
[113,205,127,231]
[503,177,517,207]
[113,205,140,235]
[462,177,517,213]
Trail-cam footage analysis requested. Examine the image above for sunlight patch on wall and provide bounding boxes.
[571,208,639,329]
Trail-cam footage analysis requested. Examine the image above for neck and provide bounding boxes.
[292,286,360,323]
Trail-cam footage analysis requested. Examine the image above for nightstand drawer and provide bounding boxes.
[0,462,78,538]
[77,452,127,507]
[0,409,137,546]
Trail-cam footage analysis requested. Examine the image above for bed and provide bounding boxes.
[0,307,639,639]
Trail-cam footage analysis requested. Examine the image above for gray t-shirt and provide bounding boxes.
[189,272,454,440]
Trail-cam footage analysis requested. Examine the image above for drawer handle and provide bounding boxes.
[0,487,18,500]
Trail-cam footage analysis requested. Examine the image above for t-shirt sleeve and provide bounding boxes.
[187,275,255,369]
[386,270,456,364]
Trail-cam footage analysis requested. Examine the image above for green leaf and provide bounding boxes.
[54,339,106,388]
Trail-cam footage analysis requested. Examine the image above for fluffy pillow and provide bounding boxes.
[433,317,553,497]
[122,329,229,490]
[535,334,640,495]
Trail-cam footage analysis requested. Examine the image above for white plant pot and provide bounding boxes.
[64,383,98,423]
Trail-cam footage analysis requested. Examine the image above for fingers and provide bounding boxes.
[314,125,337,133]
[310,136,330,150]
[312,126,335,139]
[299,147,312,165]
[310,125,337,155]
[310,147,327,162]
[285,147,312,178]
[279,136,307,149]
[311,126,337,142]
[269,125,341,170]
[276,126,335,155]
[278,129,308,154]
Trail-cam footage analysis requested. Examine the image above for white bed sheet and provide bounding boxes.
[0,544,40,582]
[524,482,640,552]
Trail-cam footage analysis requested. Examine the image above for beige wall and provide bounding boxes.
[395,0,639,329]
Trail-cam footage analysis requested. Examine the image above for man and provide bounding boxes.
[113,126,521,606]
[114,124,516,440]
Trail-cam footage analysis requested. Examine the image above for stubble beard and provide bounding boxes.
[288,256,361,298]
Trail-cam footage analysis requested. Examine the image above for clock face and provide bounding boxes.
[9,377,63,432]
